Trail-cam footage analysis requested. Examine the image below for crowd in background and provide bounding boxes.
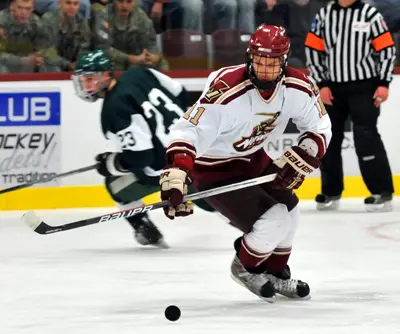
[0,0,399,73]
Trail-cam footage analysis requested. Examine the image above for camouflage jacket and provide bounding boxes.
[92,4,168,71]
[0,8,56,72]
[41,9,91,70]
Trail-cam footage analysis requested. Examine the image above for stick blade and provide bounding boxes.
[22,210,41,229]
[22,211,50,235]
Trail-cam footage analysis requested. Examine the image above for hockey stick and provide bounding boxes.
[22,173,277,235]
[0,164,97,195]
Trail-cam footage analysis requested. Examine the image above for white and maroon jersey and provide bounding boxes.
[167,64,332,184]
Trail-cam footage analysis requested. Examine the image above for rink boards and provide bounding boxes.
[1,175,400,210]
[0,71,399,210]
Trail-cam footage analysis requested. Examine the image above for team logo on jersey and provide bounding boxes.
[310,18,317,32]
[352,21,370,33]
[233,112,280,152]
[203,80,230,102]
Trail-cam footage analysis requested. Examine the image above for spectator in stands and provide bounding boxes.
[34,0,91,19]
[41,0,91,71]
[288,0,318,66]
[255,0,287,28]
[367,0,400,65]
[256,0,313,67]
[92,0,168,71]
[211,0,257,33]
[137,0,203,31]
[0,0,59,72]
[367,0,400,32]
[91,0,109,13]
[0,0,8,10]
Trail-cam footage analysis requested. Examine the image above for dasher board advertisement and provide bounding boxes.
[0,90,61,188]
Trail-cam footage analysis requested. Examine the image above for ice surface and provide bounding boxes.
[1,198,400,334]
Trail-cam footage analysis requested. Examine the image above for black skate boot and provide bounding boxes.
[315,194,341,211]
[265,265,311,300]
[230,238,276,302]
[127,213,169,248]
[364,193,392,212]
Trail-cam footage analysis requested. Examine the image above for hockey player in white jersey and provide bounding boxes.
[159,24,332,301]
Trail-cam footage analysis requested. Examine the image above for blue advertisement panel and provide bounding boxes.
[0,90,61,187]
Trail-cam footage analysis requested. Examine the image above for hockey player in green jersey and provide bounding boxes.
[72,49,213,247]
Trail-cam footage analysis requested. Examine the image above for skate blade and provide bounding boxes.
[230,274,276,303]
[316,200,340,211]
[365,202,392,212]
[141,239,170,249]
[276,292,312,300]
[135,237,170,249]
[154,239,170,249]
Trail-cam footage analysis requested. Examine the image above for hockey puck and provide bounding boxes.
[164,305,181,321]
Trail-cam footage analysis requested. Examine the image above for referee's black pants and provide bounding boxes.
[320,79,394,196]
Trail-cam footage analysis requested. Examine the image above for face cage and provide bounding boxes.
[72,72,108,103]
[246,52,288,90]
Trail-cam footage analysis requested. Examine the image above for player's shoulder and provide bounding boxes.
[282,67,315,98]
[103,79,139,116]
[363,2,381,22]
[361,1,376,12]
[199,64,254,105]
[119,66,150,82]
[101,90,139,134]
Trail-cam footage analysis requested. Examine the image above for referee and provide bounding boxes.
[305,0,396,212]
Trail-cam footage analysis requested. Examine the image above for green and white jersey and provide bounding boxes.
[101,67,187,180]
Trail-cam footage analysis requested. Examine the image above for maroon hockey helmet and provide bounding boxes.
[246,24,290,90]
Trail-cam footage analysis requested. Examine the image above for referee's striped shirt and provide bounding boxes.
[305,0,396,88]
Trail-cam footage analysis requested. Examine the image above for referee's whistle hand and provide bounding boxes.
[320,87,334,106]
[373,86,389,107]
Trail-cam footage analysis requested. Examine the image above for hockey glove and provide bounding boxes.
[95,152,129,177]
[160,154,194,220]
[268,146,320,190]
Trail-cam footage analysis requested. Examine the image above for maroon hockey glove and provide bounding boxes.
[268,146,320,190]
[160,154,194,220]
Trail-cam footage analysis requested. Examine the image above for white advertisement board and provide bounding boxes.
[0,76,397,186]
[0,88,61,188]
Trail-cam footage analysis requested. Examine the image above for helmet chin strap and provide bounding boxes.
[246,54,287,91]
[247,64,284,91]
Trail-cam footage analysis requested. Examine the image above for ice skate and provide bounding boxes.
[128,214,169,248]
[230,255,276,303]
[315,194,341,211]
[365,194,392,212]
[265,265,310,300]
